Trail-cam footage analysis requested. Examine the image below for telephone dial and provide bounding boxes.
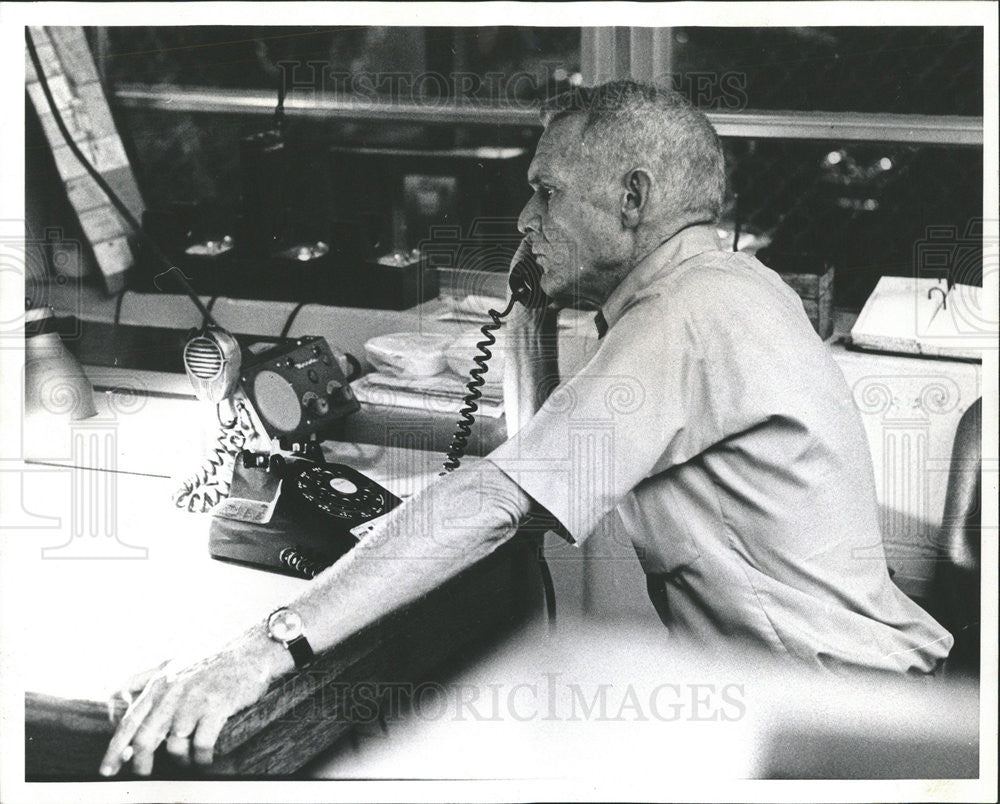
[209,448,403,578]
[209,242,548,579]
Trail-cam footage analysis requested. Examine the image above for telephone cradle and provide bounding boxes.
[209,452,402,579]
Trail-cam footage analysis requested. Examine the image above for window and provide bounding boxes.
[96,26,582,105]
[670,27,982,115]
[34,26,980,311]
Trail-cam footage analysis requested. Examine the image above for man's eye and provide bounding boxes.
[538,186,554,200]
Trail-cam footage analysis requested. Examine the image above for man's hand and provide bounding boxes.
[97,462,531,778]
[503,239,561,436]
[100,638,282,777]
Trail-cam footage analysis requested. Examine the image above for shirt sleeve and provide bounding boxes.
[487,293,718,545]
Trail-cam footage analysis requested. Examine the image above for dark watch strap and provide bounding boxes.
[286,634,315,669]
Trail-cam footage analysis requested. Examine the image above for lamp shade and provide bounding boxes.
[24,307,97,420]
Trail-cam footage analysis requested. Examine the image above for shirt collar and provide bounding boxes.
[599,222,723,331]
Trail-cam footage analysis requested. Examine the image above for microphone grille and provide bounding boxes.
[184,336,224,379]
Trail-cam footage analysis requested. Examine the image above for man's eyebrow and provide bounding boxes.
[528,169,558,186]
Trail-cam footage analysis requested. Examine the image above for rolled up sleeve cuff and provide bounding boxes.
[486,447,588,546]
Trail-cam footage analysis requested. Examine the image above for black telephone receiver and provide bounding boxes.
[508,242,548,310]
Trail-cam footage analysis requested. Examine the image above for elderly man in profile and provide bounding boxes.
[101,80,952,777]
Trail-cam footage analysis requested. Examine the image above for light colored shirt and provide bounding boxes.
[488,224,953,674]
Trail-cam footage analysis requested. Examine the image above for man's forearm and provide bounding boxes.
[242,460,534,680]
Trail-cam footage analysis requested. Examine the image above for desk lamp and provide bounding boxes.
[24,306,97,421]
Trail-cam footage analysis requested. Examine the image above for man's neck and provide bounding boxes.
[595,218,721,327]
[571,219,718,312]
[630,217,716,271]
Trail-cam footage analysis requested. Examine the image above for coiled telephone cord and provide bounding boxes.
[441,297,557,627]
[442,297,516,473]
[173,399,259,513]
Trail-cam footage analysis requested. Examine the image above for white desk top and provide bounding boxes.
[10,440,443,702]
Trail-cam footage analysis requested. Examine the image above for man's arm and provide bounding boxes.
[268,459,533,664]
[100,460,533,776]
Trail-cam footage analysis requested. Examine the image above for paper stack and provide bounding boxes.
[351,371,504,418]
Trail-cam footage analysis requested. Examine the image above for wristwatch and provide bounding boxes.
[266,607,315,669]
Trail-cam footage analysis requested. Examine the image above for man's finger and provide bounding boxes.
[192,712,229,767]
[169,704,200,744]
[99,679,165,776]
[128,681,187,776]
[165,697,200,766]
[107,661,173,724]
[124,660,171,696]
[165,733,193,767]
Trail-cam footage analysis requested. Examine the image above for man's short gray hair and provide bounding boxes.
[541,80,726,223]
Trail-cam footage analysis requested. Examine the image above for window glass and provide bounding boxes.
[673,27,982,115]
[722,139,981,309]
[98,26,582,105]
[70,26,982,312]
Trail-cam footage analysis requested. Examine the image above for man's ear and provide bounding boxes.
[621,168,653,229]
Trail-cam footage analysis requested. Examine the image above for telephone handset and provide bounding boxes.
[508,242,548,310]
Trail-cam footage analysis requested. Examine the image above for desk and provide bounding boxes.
[16,440,544,778]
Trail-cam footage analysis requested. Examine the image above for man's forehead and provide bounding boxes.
[528,114,587,181]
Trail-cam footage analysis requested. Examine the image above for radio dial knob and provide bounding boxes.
[306,395,330,415]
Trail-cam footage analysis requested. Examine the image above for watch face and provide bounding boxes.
[268,608,304,642]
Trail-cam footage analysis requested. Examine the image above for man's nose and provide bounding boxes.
[517,194,540,235]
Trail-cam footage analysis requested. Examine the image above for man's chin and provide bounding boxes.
[539,277,565,305]
[540,275,578,306]
[539,279,600,311]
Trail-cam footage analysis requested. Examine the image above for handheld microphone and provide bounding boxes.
[183,327,242,403]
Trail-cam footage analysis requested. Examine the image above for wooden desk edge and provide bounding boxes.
[25,534,545,780]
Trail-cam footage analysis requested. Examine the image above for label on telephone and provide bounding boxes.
[348,510,394,541]
[213,461,283,524]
